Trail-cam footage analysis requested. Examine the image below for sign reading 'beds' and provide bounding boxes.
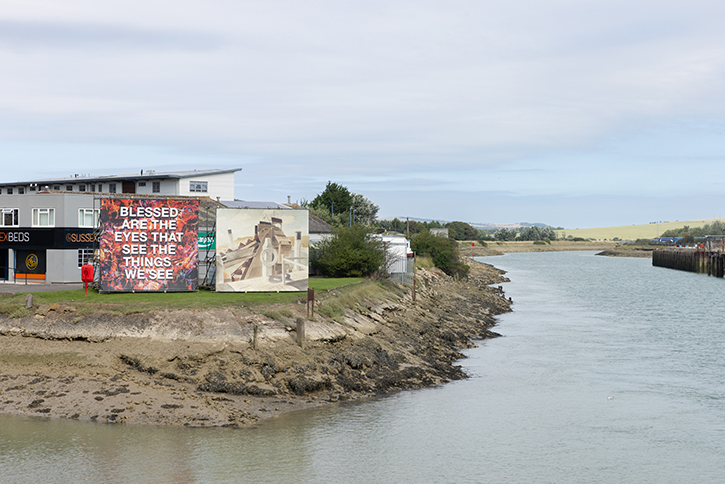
[99,198,199,292]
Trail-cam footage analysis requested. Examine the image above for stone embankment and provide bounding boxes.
[0,259,511,427]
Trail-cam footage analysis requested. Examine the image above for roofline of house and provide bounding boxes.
[1,168,242,187]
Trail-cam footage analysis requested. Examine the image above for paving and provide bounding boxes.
[0,282,85,293]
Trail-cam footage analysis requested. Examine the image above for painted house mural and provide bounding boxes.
[215,208,308,292]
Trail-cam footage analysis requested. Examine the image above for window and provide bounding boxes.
[78,208,99,228]
[53,185,60,190]
[109,183,116,193]
[78,249,95,268]
[79,184,86,192]
[66,185,73,191]
[189,181,208,193]
[1,208,19,227]
[29,186,36,192]
[90,184,96,192]
[7,188,13,195]
[97,184,103,192]
[32,208,55,227]
[152,181,160,193]
[138,182,146,187]
[18,187,24,194]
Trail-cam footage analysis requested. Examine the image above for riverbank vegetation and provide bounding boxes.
[410,230,469,278]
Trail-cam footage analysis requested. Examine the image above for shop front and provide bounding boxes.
[0,228,96,283]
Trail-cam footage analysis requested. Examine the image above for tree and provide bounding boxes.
[311,224,388,277]
[310,181,353,217]
[494,228,517,241]
[349,193,380,226]
[445,221,479,241]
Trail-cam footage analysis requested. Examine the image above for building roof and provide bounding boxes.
[1,168,242,187]
[309,214,333,234]
[221,200,291,210]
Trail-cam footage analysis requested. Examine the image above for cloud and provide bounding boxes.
[0,20,222,51]
[2,1,725,227]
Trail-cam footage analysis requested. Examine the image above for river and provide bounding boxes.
[2,251,725,483]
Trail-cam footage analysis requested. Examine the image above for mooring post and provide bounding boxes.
[307,287,315,318]
[296,317,306,350]
[25,294,33,309]
[253,325,258,350]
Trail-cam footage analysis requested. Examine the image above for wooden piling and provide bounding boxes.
[307,288,315,318]
[296,317,306,350]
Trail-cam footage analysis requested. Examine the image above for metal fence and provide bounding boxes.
[388,254,415,285]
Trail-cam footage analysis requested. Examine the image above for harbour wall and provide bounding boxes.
[652,249,725,278]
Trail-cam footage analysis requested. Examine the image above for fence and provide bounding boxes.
[388,253,415,285]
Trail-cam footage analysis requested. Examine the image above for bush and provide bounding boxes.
[411,230,469,278]
[311,225,388,277]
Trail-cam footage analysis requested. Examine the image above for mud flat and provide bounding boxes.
[0,260,511,428]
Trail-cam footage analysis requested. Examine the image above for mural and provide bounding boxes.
[215,209,308,292]
[99,198,199,292]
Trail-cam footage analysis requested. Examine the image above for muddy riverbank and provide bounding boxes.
[0,259,511,428]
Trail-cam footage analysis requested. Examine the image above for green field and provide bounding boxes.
[554,218,724,241]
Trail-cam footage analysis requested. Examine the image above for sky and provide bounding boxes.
[2,0,725,229]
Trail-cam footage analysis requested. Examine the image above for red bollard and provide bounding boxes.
[81,264,94,297]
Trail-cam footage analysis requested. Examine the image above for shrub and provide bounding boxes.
[311,224,388,277]
[411,230,469,278]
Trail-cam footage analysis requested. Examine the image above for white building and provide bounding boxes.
[377,235,414,284]
[1,168,240,201]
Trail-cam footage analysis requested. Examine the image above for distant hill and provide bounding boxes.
[555,218,725,241]
[378,217,554,231]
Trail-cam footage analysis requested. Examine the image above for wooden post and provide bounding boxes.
[307,287,315,318]
[253,325,258,350]
[296,317,306,350]
[25,294,33,309]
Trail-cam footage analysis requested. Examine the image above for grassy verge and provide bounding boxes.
[0,277,366,317]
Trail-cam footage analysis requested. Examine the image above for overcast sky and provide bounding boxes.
[2,1,724,228]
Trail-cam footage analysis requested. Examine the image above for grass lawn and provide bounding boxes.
[0,277,366,315]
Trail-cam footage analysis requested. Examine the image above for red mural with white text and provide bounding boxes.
[99,198,198,292]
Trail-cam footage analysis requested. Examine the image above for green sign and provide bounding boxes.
[199,231,215,250]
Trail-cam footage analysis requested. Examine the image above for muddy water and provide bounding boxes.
[2,251,725,483]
